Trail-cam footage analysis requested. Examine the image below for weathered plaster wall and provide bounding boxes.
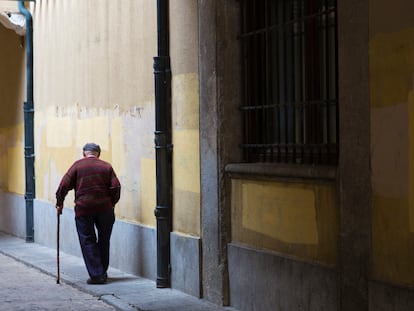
[370,0,414,286]
[32,0,158,225]
[29,0,201,236]
[0,20,25,196]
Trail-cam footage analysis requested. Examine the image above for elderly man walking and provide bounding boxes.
[55,143,121,284]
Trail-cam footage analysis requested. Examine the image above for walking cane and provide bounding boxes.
[56,209,60,284]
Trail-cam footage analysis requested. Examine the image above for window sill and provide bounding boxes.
[225,162,337,182]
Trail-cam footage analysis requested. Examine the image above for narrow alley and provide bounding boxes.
[0,232,237,311]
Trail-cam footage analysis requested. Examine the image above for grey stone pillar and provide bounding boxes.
[337,0,371,310]
[198,0,241,306]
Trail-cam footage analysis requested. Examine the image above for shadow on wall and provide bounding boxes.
[0,192,26,238]
[0,25,25,127]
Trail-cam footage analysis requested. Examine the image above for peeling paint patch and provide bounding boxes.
[46,116,72,148]
[76,117,109,151]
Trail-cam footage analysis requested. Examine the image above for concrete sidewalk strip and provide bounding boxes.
[101,295,138,311]
[0,232,238,311]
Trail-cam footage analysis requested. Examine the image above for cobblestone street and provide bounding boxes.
[0,253,115,311]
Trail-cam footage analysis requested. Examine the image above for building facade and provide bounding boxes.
[0,0,413,310]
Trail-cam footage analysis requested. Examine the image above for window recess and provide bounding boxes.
[240,0,338,165]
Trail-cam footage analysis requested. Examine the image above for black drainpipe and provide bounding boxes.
[153,0,172,288]
[18,1,35,243]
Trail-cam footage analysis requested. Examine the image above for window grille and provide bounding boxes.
[240,0,338,165]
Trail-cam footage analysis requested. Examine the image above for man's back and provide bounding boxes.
[56,156,120,217]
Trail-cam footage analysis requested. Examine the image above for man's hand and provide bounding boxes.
[56,205,63,215]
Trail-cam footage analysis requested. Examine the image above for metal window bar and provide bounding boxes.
[240,0,338,164]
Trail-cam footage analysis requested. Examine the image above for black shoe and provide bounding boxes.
[87,275,106,285]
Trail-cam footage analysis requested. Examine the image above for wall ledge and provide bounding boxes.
[225,163,337,182]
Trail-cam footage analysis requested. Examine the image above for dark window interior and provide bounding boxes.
[240,0,338,165]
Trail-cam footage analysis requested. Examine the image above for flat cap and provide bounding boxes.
[83,142,101,154]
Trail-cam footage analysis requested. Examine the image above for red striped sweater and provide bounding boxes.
[56,156,121,217]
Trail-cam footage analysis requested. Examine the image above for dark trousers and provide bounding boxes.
[75,208,115,278]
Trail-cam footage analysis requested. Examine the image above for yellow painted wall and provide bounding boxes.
[32,0,158,225]
[231,179,338,265]
[0,20,25,195]
[1,0,201,235]
[370,0,414,286]
[170,0,200,236]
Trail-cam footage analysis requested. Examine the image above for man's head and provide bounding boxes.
[83,142,101,157]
